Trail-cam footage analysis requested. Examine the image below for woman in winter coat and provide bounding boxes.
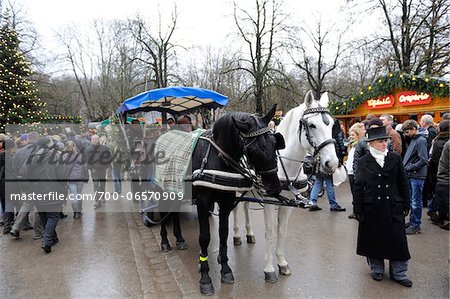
[346,123,365,219]
[353,126,412,287]
[64,141,88,219]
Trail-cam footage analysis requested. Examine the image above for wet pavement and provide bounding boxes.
[0,181,448,298]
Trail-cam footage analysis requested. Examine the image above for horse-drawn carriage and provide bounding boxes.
[116,87,339,296]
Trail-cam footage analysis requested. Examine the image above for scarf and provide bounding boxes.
[369,146,388,168]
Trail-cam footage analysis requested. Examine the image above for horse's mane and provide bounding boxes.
[213,112,253,136]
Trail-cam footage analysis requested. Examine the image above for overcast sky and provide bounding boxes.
[17,0,354,50]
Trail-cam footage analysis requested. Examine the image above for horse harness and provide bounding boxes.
[193,124,281,192]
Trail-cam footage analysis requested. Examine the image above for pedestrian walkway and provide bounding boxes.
[0,181,448,298]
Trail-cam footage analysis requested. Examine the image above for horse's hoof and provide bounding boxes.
[176,240,187,250]
[246,235,256,243]
[200,283,215,296]
[161,243,172,252]
[233,236,242,246]
[278,264,292,276]
[264,271,278,283]
[221,271,235,284]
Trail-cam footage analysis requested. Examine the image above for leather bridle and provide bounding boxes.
[298,106,336,159]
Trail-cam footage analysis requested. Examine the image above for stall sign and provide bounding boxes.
[397,91,431,106]
[366,95,395,109]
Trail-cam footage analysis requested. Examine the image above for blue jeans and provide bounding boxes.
[367,257,408,280]
[310,174,339,208]
[68,182,84,213]
[112,163,122,193]
[408,178,424,229]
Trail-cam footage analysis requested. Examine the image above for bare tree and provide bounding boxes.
[374,0,450,75]
[288,18,346,100]
[230,0,289,114]
[56,26,95,121]
[128,7,180,89]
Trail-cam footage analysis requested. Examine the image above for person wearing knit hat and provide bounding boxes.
[353,125,412,287]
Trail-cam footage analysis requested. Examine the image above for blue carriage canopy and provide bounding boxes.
[116,86,229,116]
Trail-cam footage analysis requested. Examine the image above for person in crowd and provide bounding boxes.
[268,120,276,132]
[85,134,112,209]
[380,114,402,155]
[333,119,347,165]
[25,137,69,253]
[346,123,365,219]
[0,135,5,229]
[362,114,376,128]
[353,126,412,287]
[420,114,437,150]
[2,140,22,235]
[434,141,449,230]
[395,123,408,158]
[402,120,428,235]
[177,115,193,132]
[10,131,42,237]
[425,121,449,224]
[64,141,88,219]
[442,112,450,120]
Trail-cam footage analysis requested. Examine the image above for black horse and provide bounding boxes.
[191,106,283,295]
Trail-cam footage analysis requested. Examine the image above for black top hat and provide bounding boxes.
[366,126,391,142]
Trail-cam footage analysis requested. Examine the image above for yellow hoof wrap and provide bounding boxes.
[199,255,208,262]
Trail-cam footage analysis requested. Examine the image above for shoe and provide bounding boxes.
[348,213,356,219]
[33,235,43,240]
[42,245,52,254]
[22,224,33,231]
[405,226,421,235]
[73,212,81,219]
[427,210,437,217]
[60,213,68,219]
[430,214,444,225]
[330,205,346,212]
[390,277,412,287]
[309,205,322,211]
[371,273,384,281]
[52,238,59,245]
[10,229,20,239]
[439,223,449,230]
[3,227,12,234]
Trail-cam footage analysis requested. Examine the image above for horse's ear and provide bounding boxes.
[304,91,315,108]
[261,104,277,125]
[319,92,330,107]
[232,116,250,133]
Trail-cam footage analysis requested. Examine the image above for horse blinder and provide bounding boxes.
[272,132,285,150]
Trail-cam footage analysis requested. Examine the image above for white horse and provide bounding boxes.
[233,90,339,282]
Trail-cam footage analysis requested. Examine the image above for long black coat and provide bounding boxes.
[353,152,411,260]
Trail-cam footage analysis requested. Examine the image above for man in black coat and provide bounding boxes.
[85,134,112,208]
[26,137,69,253]
[353,126,412,287]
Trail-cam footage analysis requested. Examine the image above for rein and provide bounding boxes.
[196,124,277,191]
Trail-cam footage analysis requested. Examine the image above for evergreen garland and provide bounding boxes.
[329,71,450,115]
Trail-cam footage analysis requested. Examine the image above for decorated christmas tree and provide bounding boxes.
[0,17,47,132]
